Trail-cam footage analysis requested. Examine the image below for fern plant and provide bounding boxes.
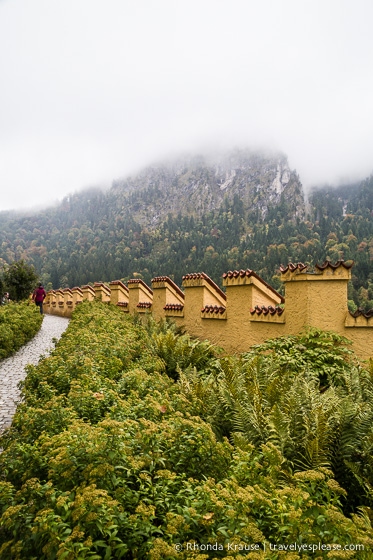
[177,329,373,513]
[143,317,217,380]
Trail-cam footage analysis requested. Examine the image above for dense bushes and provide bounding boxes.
[0,301,372,558]
[0,301,43,360]
[179,334,373,515]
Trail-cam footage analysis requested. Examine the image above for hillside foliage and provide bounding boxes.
[0,301,372,558]
[0,153,372,310]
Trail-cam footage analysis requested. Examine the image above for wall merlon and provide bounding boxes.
[127,279,153,313]
[55,289,65,305]
[281,260,353,282]
[109,281,129,307]
[81,285,95,301]
[44,290,53,314]
[223,269,283,301]
[182,272,226,307]
[151,276,185,319]
[49,291,58,314]
[128,279,153,297]
[45,290,55,302]
[152,276,185,301]
[109,280,129,293]
[93,282,111,302]
[71,287,84,305]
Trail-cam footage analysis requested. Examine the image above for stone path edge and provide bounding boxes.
[0,314,69,434]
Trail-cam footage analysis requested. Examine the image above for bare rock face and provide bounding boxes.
[112,148,305,226]
[272,161,291,195]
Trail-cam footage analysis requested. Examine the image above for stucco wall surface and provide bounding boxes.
[44,262,373,361]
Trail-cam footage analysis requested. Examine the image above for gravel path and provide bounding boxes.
[0,314,69,434]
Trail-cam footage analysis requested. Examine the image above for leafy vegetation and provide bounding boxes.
[0,301,43,360]
[1,259,38,302]
[246,328,356,389]
[0,301,372,558]
[180,330,373,515]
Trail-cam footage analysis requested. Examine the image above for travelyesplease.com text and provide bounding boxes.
[173,541,365,553]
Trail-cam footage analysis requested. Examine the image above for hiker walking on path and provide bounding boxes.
[32,283,46,314]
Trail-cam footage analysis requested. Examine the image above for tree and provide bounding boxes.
[0,271,4,298]
[4,260,38,301]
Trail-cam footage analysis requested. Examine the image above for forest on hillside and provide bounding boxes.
[0,169,372,311]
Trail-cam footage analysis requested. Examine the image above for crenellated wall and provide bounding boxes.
[43,260,373,361]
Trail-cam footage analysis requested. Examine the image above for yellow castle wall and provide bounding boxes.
[283,269,349,334]
[44,263,373,362]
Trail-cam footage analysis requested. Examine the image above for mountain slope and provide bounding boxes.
[0,149,372,309]
[111,149,304,226]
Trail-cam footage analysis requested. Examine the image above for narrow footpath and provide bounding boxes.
[0,314,69,434]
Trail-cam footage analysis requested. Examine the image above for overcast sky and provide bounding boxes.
[0,0,372,212]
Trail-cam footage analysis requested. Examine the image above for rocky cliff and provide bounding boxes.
[111,149,305,226]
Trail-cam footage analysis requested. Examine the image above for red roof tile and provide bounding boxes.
[250,305,284,316]
[279,263,307,273]
[164,303,184,311]
[315,259,354,271]
[281,260,354,274]
[137,301,152,309]
[349,308,373,319]
[201,305,226,314]
[223,268,254,279]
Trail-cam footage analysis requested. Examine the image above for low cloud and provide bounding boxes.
[1,0,372,211]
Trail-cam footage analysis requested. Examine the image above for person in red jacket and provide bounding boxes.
[32,283,47,314]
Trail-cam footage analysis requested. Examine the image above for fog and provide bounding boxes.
[1,0,372,211]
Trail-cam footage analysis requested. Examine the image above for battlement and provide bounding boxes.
[43,260,373,360]
[223,268,285,303]
[152,276,185,318]
[280,260,353,281]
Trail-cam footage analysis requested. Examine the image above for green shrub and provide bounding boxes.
[179,331,373,514]
[0,301,43,360]
[246,327,355,388]
[0,304,372,558]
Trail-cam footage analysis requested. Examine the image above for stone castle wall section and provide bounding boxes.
[43,261,373,361]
